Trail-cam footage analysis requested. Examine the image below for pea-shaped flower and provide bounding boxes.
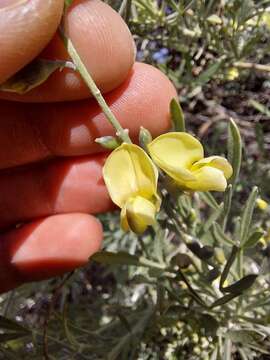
[148,132,232,192]
[103,143,161,234]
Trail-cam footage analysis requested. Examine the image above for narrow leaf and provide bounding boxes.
[249,99,270,117]
[212,222,235,246]
[199,192,220,210]
[228,118,242,187]
[228,329,263,345]
[0,59,74,94]
[201,203,224,234]
[243,231,264,249]
[240,187,258,245]
[195,60,223,86]
[220,245,238,291]
[170,98,185,132]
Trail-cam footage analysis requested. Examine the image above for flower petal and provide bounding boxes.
[120,204,130,232]
[187,166,227,192]
[191,156,233,179]
[103,143,158,208]
[125,196,157,234]
[148,132,203,183]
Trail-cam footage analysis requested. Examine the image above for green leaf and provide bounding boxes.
[212,222,235,246]
[243,230,264,249]
[199,192,220,210]
[95,136,121,150]
[222,274,258,294]
[228,118,242,187]
[220,245,238,291]
[249,99,270,117]
[200,203,224,234]
[92,251,140,266]
[195,60,223,86]
[0,59,74,94]
[240,186,258,245]
[228,329,263,345]
[170,98,186,132]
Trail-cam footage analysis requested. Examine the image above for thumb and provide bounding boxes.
[0,0,64,83]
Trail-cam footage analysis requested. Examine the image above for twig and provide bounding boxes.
[234,61,270,73]
[65,38,131,144]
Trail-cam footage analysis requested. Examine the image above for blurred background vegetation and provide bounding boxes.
[1,1,270,359]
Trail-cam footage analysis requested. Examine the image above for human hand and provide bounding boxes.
[0,0,177,293]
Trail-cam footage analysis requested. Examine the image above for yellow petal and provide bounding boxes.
[190,156,233,179]
[148,132,203,183]
[256,198,268,211]
[187,166,227,192]
[103,143,158,208]
[124,196,157,234]
[120,204,130,232]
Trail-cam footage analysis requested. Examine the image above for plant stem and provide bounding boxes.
[66,39,131,144]
[234,61,270,73]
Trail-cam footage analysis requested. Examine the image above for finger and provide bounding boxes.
[0,0,135,102]
[0,213,102,293]
[0,0,64,83]
[0,155,113,229]
[0,63,177,169]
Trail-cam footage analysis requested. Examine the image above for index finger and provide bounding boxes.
[0,0,64,83]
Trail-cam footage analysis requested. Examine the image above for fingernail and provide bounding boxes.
[0,0,28,10]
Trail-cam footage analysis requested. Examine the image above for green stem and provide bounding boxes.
[66,39,131,144]
[237,248,244,279]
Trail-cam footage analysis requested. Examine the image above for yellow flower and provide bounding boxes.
[103,143,160,234]
[148,132,232,192]
[226,67,239,81]
[256,198,268,211]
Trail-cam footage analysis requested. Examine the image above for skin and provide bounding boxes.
[0,0,177,293]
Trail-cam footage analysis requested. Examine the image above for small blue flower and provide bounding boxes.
[165,6,173,15]
[152,48,169,64]
[160,48,169,56]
